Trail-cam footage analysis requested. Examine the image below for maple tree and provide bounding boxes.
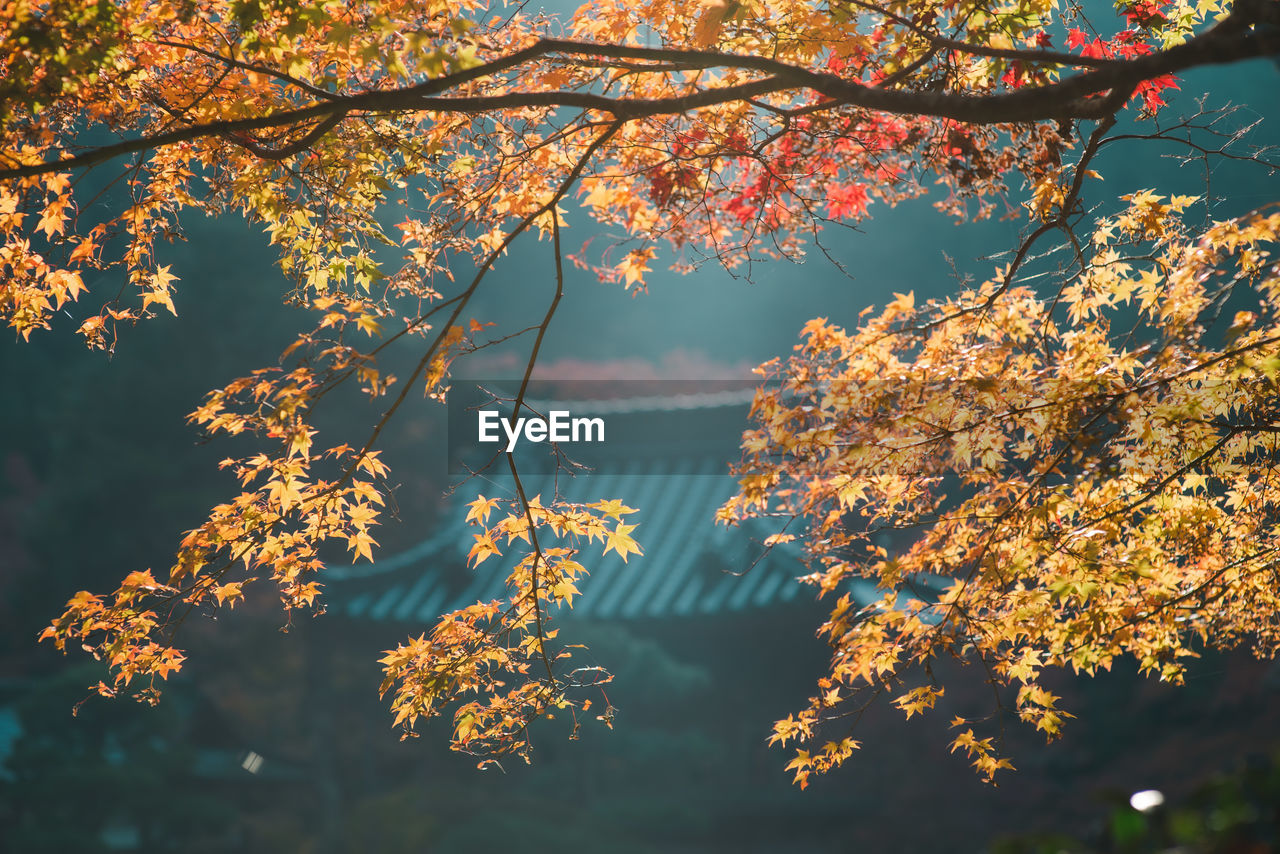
[4,0,1279,784]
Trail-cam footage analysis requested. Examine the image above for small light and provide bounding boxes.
[1129,789,1164,812]
[241,750,264,774]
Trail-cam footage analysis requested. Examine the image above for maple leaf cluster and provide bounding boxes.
[379,494,640,761]
[722,197,1280,784]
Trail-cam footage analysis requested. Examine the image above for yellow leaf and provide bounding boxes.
[602,523,642,563]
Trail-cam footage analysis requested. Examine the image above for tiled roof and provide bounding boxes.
[326,391,888,623]
[326,454,883,624]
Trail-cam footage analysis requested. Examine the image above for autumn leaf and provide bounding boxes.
[213,582,244,607]
[466,495,501,526]
[602,523,643,563]
[590,498,637,521]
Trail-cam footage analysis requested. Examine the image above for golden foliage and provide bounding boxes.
[723,202,1280,783]
[4,0,1274,777]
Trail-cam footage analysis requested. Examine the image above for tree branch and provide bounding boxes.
[1,11,1273,181]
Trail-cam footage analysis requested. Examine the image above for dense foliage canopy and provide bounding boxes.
[3,0,1279,783]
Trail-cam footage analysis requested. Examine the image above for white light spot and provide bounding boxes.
[241,750,264,774]
[1129,789,1164,812]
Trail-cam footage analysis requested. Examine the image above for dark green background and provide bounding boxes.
[1,44,1278,854]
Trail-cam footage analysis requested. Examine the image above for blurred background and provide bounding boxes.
[1,49,1278,854]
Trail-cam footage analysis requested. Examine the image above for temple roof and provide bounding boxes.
[326,456,866,624]
[325,391,880,624]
